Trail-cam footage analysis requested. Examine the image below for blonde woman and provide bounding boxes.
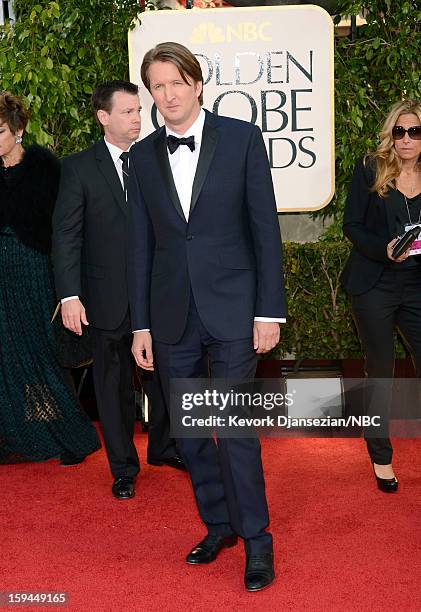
[342,99,421,492]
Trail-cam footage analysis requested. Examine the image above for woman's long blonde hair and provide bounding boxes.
[367,99,421,197]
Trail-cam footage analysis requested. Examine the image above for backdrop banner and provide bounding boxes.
[129,6,334,211]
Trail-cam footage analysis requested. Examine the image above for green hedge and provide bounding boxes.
[277,241,407,360]
[326,0,421,236]
[278,241,357,358]
[0,0,140,153]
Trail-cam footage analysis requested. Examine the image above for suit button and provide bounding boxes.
[186,235,194,240]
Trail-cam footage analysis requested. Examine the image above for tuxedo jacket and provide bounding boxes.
[128,110,286,344]
[52,139,129,330]
[342,157,406,296]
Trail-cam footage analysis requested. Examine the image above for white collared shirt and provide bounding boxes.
[104,138,133,191]
[166,108,205,221]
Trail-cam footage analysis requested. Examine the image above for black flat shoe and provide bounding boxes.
[148,455,187,471]
[244,553,275,592]
[60,454,85,467]
[186,534,238,564]
[373,465,398,493]
[112,476,135,499]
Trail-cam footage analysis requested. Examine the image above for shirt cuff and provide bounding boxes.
[133,329,150,333]
[61,296,79,303]
[254,317,286,323]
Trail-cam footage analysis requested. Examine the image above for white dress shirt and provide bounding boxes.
[166,109,205,221]
[104,138,132,191]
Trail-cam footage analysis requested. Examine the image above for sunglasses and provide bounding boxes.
[392,125,421,140]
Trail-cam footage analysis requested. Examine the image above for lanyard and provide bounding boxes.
[404,193,421,225]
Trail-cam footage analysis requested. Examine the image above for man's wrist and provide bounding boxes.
[254,317,286,323]
[61,296,79,304]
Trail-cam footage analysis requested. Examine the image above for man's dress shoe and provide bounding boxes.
[244,553,275,592]
[186,534,238,564]
[112,476,135,499]
[148,455,187,471]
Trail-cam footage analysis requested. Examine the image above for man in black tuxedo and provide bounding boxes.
[52,80,184,500]
[128,44,286,591]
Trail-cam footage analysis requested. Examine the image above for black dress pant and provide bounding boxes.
[90,312,176,478]
[154,296,273,555]
[140,369,178,462]
[352,267,421,464]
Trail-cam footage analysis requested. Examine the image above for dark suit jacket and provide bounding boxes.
[128,110,286,344]
[52,139,129,330]
[342,157,403,296]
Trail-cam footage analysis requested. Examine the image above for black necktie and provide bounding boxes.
[167,134,195,154]
[120,152,129,201]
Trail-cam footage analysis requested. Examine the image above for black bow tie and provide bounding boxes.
[167,134,195,154]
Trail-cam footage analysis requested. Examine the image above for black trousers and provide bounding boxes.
[90,312,176,478]
[352,267,421,464]
[154,296,273,555]
[140,369,178,463]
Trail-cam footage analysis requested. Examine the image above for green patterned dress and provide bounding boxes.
[0,161,100,463]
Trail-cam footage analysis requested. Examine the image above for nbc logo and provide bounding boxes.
[190,21,272,44]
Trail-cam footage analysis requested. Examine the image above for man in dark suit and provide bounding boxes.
[128,44,286,591]
[52,80,184,500]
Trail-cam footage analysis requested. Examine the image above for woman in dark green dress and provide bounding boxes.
[0,91,100,464]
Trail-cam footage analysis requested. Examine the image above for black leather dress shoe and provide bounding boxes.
[186,534,238,564]
[60,454,85,467]
[112,476,135,499]
[244,553,275,592]
[148,455,187,471]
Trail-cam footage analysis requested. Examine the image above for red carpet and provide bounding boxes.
[1,430,420,611]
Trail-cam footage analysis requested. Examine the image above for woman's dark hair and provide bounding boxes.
[141,42,203,106]
[91,80,139,124]
[0,91,29,133]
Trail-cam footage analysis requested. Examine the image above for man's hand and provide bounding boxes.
[253,321,280,354]
[61,298,88,336]
[387,237,411,263]
[132,331,154,371]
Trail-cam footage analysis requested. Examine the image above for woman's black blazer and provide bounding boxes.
[341,157,402,295]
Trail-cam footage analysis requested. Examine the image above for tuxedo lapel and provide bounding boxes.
[189,113,219,216]
[95,140,127,216]
[153,130,186,223]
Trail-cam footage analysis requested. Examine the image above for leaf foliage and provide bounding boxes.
[0,0,141,154]
[327,0,421,233]
[273,242,407,359]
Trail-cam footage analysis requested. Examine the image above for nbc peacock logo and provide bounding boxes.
[190,21,272,44]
